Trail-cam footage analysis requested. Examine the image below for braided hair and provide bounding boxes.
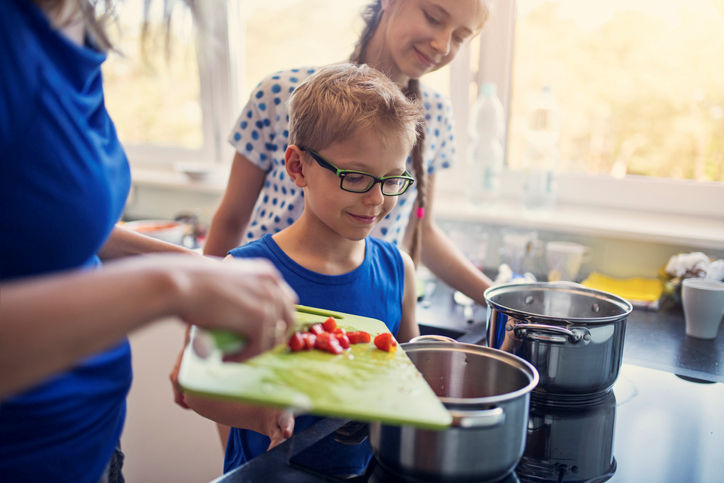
[349,1,428,265]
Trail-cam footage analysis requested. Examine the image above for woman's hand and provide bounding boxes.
[169,255,298,359]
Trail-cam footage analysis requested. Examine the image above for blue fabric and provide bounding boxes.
[224,234,405,475]
[0,1,133,482]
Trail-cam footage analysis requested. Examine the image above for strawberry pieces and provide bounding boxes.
[285,317,374,355]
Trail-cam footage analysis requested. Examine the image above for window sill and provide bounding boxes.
[435,199,724,252]
[128,164,723,252]
[130,165,229,194]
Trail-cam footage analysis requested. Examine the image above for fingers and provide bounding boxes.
[266,410,295,450]
[172,256,298,359]
[278,410,295,439]
[169,351,190,410]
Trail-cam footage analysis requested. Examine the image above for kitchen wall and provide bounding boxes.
[120,319,223,482]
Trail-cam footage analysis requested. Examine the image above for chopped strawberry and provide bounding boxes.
[322,317,337,332]
[374,332,397,353]
[315,332,343,354]
[347,331,371,344]
[308,323,324,336]
[287,332,305,352]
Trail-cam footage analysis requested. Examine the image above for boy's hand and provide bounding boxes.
[266,409,295,450]
[169,324,192,409]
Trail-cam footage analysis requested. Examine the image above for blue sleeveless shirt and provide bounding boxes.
[1,1,132,481]
[224,234,405,475]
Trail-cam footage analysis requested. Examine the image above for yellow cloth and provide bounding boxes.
[581,272,663,302]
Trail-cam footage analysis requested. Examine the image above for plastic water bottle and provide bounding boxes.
[467,83,505,205]
[522,86,560,211]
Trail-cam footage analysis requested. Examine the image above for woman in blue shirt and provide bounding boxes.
[0,2,297,482]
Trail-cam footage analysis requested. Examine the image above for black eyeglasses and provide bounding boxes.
[300,147,415,196]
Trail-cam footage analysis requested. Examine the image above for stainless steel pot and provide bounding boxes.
[485,282,633,396]
[369,336,539,481]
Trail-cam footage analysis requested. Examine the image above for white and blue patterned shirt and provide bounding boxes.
[228,66,456,246]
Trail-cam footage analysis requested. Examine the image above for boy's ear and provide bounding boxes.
[285,145,308,188]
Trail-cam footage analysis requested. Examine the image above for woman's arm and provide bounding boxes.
[410,174,494,306]
[203,152,267,257]
[396,251,421,343]
[0,255,297,399]
[98,224,194,260]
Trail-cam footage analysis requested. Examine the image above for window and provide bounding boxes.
[104,1,204,153]
[104,0,453,166]
[509,0,724,182]
[452,0,724,217]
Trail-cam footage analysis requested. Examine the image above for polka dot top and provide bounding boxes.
[228,66,456,246]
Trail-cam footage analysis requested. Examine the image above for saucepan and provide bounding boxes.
[485,282,633,396]
[369,336,539,481]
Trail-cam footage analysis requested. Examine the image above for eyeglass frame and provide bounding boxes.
[298,146,415,196]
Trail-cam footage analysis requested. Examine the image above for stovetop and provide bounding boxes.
[214,363,724,483]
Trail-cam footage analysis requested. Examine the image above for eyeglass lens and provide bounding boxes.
[341,173,409,195]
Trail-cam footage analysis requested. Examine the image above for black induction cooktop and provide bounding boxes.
[214,363,724,483]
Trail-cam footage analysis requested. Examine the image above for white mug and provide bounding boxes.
[682,278,724,339]
[545,241,588,282]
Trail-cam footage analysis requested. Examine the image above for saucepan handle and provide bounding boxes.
[449,407,505,428]
[409,335,457,344]
[510,323,590,344]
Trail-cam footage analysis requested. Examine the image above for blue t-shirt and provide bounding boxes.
[0,1,132,482]
[223,234,405,475]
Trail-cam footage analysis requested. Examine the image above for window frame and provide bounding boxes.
[123,0,240,167]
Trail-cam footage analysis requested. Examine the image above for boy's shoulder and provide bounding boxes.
[228,236,273,259]
[366,237,404,265]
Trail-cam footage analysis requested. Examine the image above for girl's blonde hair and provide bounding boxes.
[289,63,423,156]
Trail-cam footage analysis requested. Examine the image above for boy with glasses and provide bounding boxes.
[184,63,422,476]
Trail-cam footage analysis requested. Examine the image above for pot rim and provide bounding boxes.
[484,282,633,324]
[401,341,540,406]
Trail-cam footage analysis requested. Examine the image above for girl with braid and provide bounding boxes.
[204,0,493,297]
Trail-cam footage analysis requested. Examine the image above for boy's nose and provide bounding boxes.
[362,182,386,205]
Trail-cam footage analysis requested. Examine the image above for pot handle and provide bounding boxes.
[510,323,590,344]
[449,407,505,429]
[409,335,457,344]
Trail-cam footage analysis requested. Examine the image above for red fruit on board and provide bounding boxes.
[287,332,305,352]
[322,317,337,332]
[374,333,397,353]
[347,331,371,344]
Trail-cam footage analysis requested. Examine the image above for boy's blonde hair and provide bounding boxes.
[288,63,422,154]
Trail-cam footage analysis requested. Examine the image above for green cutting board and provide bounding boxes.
[178,309,452,429]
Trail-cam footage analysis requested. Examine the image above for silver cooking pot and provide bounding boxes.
[369,336,539,481]
[485,282,633,396]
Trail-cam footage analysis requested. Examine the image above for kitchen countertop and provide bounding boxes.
[416,281,723,383]
[213,281,724,482]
